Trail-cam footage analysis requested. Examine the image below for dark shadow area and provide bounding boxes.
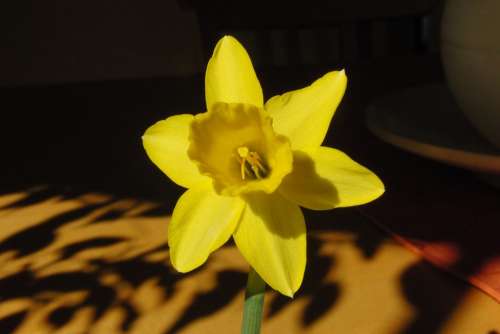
[166,270,246,334]
[0,186,63,210]
[268,237,341,327]
[399,261,468,334]
[0,311,27,334]
[280,149,339,209]
[0,268,117,326]
[60,237,126,259]
[0,199,116,257]
[1,76,204,204]
[302,282,340,326]
[306,208,388,260]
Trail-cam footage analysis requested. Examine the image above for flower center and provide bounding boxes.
[237,146,268,180]
[188,102,293,196]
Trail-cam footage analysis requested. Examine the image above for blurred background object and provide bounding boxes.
[0,0,442,85]
[365,0,500,185]
[366,84,500,176]
[441,0,500,148]
[181,0,441,67]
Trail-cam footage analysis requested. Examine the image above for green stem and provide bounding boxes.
[241,268,266,334]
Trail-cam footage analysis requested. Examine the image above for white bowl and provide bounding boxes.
[441,0,500,147]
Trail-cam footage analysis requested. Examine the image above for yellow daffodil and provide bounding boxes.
[142,36,384,297]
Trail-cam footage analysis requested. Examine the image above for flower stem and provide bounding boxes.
[241,268,266,334]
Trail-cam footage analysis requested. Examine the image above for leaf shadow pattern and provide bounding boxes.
[0,185,96,211]
[307,207,388,260]
[0,185,392,333]
[266,206,391,329]
[0,188,194,333]
[166,270,246,334]
[398,260,477,334]
[268,236,340,327]
[0,310,28,334]
[0,186,60,210]
[0,198,116,257]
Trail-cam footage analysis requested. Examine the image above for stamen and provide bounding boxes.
[237,146,268,180]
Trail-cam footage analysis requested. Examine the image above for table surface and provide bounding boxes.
[1,55,500,333]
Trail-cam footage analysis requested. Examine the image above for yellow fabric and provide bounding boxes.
[205,36,264,110]
[279,147,385,210]
[142,114,210,188]
[233,192,306,297]
[168,185,245,272]
[188,103,292,196]
[265,71,347,149]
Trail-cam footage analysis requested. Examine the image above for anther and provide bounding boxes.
[237,146,268,180]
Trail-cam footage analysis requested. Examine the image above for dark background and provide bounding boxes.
[0,0,202,85]
[0,0,443,200]
[4,2,500,334]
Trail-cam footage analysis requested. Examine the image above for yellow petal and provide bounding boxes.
[279,146,385,210]
[205,36,264,110]
[142,114,210,188]
[168,185,245,272]
[233,192,306,297]
[265,70,347,149]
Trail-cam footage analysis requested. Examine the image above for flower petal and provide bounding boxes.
[168,185,245,272]
[205,36,264,110]
[233,192,306,297]
[142,114,210,188]
[265,70,347,149]
[279,146,385,210]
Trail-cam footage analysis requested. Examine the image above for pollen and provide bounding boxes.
[237,146,268,180]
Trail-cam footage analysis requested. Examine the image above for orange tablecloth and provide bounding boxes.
[0,188,499,334]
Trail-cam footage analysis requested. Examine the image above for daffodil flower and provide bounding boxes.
[142,36,384,297]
